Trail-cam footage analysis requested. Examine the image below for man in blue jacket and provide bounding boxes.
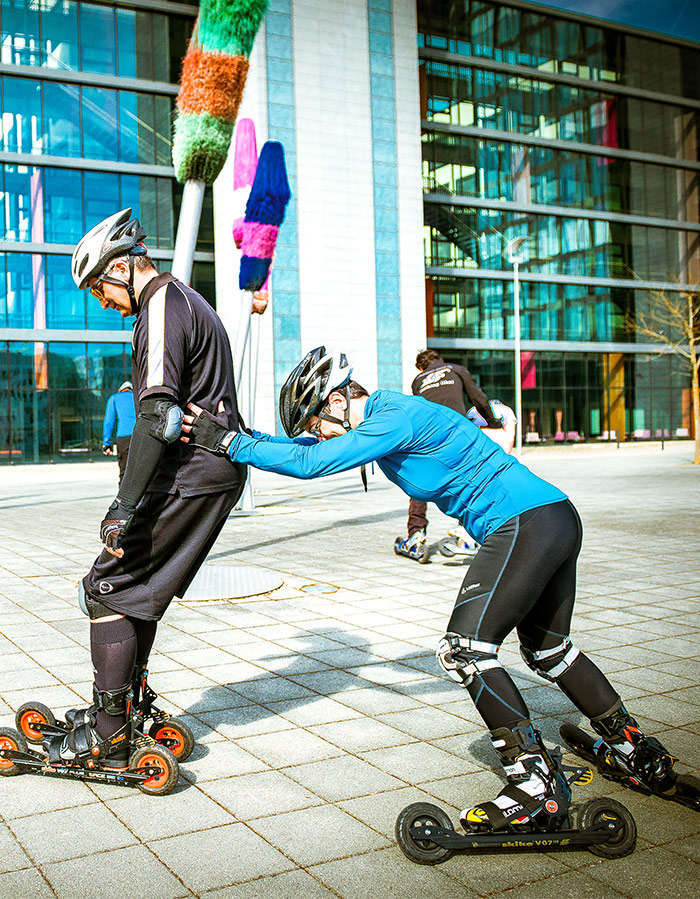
[182,345,683,829]
[102,381,136,484]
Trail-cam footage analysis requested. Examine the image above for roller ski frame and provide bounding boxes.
[396,762,636,865]
[13,666,194,763]
[394,534,429,564]
[438,526,479,560]
[0,695,179,796]
[561,723,700,811]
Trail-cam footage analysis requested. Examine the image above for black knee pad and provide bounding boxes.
[78,581,119,620]
[520,638,580,682]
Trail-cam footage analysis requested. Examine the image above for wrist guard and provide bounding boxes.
[100,498,136,551]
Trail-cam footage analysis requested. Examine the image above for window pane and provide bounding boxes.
[43,168,83,244]
[1,0,40,66]
[150,13,169,82]
[42,0,79,71]
[83,171,119,231]
[46,254,85,328]
[88,342,130,391]
[154,96,172,166]
[118,91,154,164]
[85,294,126,330]
[52,388,89,456]
[49,342,86,389]
[1,77,42,154]
[80,3,116,74]
[82,87,118,160]
[5,254,33,327]
[115,8,136,77]
[43,82,81,157]
[2,164,31,241]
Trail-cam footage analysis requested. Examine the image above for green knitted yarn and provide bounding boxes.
[173,112,233,184]
[198,0,269,57]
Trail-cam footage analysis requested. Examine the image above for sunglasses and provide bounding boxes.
[89,272,125,301]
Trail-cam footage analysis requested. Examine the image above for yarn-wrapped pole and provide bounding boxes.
[171,0,268,283]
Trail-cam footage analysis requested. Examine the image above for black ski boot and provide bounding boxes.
[461,720,576,830]
[561,700,699,810]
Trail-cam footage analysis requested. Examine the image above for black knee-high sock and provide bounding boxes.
[90,617,137,738]
[467,668,531,731]
[132,618,157,667]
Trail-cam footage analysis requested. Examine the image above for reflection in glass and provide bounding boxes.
[82,88,118,161]
[79,3,116,75]
[421,60,699,160]
[1,0,40,66]
[44,82,81,157]
[42,168,83,244]
[1,77,42,154]
[422,133,699,222]
[46,255,85,328]
[425,203,699,284]
[42,0,78,71]
[83,171,120,231]
[5,255,33,327]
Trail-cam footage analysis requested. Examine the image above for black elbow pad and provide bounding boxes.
[136,397,184,444]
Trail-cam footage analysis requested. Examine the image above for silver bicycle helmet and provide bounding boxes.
[71,208,147,290]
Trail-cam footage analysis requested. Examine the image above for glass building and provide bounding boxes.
[419,0,698,442]
[0,0,214,463]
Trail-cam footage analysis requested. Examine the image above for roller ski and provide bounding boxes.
[394,529,429,564]
[0,683,179,795]
[438,525,479,559]
[13,664,194,763]
[395,721,636,865]
[560,702,700,811]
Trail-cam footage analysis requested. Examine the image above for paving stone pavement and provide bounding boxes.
[0,442,697,897]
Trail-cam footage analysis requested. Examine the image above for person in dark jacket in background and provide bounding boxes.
[395,349,502,560]
[102,381,136,484]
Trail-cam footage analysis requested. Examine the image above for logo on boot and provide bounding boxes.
[99,582,114,594]
[545,799,559,814]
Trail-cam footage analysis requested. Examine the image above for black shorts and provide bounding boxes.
[447,499,582,653]
[84,478,245,621]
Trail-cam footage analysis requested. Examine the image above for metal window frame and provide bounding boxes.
[422,121,700,173]
[0,63,179,95]
[419,48,700,110]
[424,193,700,234]
[0,151,175,178]
[427,337,684,355]
[425,266,698,293]
[0,329,132,343]
[0,241,214,263]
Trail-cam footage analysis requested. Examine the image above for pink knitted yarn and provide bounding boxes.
[241,222,279,258]
[233,217,245,248]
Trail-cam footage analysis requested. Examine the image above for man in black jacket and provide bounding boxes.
[395,349,501,560]
[49,208,246,766]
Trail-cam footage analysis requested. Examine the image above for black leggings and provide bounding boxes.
[447,500,619,731]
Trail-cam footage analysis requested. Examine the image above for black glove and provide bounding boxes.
[188,409,235,455]
[99,498,136,553]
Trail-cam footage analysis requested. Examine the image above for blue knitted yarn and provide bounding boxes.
[244,141,291,225]
[239,256,271,290]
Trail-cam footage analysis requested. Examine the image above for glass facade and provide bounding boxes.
[420,1,699,442]
[0,1,218,463]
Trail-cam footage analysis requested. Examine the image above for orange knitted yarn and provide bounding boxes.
[177,48,249,121]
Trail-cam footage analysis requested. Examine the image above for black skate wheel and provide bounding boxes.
[579,797,636,859]
[395,802,455,865]
[149,718,195,763]
[0,727,27,776]
[131,745,179,796]
[16,702,56,744]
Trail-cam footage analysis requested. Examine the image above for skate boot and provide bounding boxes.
[439,525,479,559]
[461,721,573,831]
[588,700,699,807]
[394,529,428,563]
[43,683,132,770]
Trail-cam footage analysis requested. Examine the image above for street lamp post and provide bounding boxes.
[506,237,528,456]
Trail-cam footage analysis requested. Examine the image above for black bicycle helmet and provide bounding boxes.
[279,346,352,437]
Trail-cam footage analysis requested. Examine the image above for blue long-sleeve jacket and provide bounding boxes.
[102,391,136,446]
[228,390,566,544]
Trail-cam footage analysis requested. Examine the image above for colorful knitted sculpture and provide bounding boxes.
[172,0,268,185]
[239,141,291,291]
